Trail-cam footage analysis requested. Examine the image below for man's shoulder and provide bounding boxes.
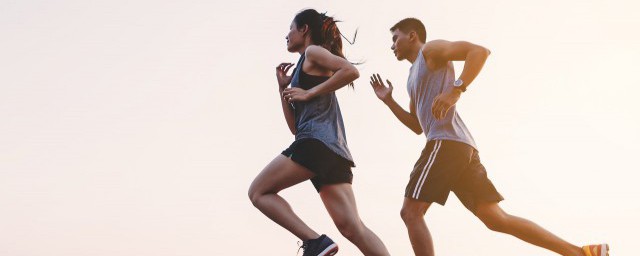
[421,40,452,69]
[422,40,450,55]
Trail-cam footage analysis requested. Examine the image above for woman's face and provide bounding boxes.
[286,21,306,53]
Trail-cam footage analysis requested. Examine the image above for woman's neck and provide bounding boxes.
[298,37,314,55]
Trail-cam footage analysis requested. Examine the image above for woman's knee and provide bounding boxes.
[334,217,364,240]
[247,184,260,206]
[248,180,269,206]
[248,171,279,206]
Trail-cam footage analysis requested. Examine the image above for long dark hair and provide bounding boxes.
[294,9,357,87]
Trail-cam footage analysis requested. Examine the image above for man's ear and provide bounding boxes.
[409,31,417,42]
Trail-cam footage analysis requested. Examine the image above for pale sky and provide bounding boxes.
[1,0,639,255]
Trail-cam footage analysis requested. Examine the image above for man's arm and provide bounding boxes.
[424,40,491,120]
[424,39,491,89]
[370,73,422,135]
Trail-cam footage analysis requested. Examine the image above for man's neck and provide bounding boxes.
[406,43,425,64]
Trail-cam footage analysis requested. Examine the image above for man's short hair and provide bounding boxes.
[390,18,426,43]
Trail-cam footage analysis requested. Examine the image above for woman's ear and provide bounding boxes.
[300,24,310,36]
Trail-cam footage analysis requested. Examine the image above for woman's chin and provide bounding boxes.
[287,43,301,53]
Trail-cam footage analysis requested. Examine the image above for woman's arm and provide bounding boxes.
[275,63,297,135]
[282,46,359,103]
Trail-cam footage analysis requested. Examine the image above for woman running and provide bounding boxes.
[248,9,390,256]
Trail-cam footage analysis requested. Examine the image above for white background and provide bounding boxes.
[1,0,638,255]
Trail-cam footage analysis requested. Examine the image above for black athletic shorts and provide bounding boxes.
[405,139,504,212]
[281,138,354,192]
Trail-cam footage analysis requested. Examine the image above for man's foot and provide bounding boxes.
[582,243,609,256]
[299,234,339,256]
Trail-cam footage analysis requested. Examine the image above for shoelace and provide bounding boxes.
[296,240,308,256]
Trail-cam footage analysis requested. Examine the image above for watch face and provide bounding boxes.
[454,79,463,87]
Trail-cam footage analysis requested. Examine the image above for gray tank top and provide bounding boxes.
[407,50,477,149]
[290,53,354,165]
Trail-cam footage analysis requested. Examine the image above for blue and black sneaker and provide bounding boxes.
[298,234,339,256]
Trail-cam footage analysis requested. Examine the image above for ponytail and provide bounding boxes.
[294,9,357,87]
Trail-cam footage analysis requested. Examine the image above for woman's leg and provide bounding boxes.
[248,155,319,240]
[320,183,390,256]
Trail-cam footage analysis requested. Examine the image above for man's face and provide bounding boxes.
[390,28,411,61]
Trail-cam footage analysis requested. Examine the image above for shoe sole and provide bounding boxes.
[597,243,609,256]
[318,243,338,256]
[584,243,609,256]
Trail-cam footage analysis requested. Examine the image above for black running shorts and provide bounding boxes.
[405,140,504,212]
[282,138,354,192]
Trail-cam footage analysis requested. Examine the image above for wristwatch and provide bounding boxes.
[453,79,466,92]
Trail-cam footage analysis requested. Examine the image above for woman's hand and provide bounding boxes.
[282,87,314,103]
[276,63,295,89]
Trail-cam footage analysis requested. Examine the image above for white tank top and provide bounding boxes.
[407,50,477,149]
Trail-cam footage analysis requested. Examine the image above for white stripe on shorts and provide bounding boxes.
[412,140,442,199]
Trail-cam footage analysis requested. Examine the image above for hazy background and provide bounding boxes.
[1,0,639,255]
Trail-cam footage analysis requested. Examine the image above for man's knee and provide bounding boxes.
[400,200,430,223]
[475,204,509,232]
[400,207,421,222]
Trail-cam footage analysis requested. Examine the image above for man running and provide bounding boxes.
[369,17,608,256]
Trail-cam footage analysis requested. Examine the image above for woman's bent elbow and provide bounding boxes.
[348,66,360,81]
[352,68,360,79]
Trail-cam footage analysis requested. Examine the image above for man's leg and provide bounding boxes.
[474,202,584,256]
[400,197,434,256]
[400,140,454,256]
